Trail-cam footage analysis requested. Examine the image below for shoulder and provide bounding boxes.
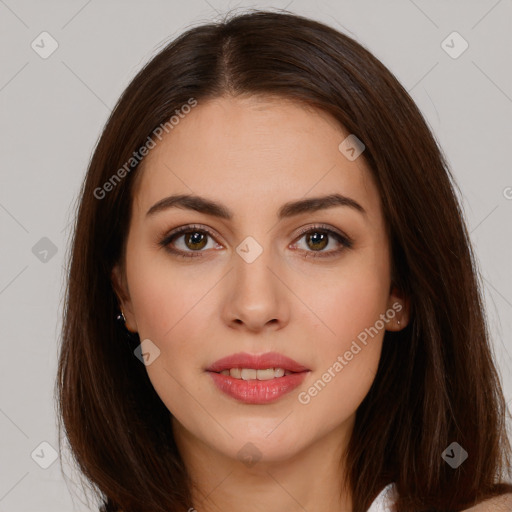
[461,492,512,511]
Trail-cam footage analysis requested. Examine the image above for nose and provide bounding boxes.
[221,244,290,333]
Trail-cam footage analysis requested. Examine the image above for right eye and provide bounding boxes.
[159,224,223,258]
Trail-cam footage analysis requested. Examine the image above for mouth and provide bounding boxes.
[205,352,310,404]
[213,367,298,380]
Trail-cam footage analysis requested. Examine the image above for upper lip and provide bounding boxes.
[206,351,310,373]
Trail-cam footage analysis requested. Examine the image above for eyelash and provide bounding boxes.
[158,223,353,260]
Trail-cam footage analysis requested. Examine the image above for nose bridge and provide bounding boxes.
[224,234,288,329]
[236,240,272,289]
[234,234,277,300]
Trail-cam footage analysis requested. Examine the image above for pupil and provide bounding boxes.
[187,232,206,249]
[308,232,327,250]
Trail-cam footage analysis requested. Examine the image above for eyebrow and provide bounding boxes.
[146,193,366,220]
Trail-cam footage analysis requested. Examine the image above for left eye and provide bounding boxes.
[289,226,353,259]
[292,229,347,255]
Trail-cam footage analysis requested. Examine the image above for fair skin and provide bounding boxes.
[111,95,508,511]
[467,493,512,512]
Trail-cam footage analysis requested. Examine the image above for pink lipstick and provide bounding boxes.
[206,352,310,404]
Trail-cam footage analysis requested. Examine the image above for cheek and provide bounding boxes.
[307,263,390,347]
[126,244,205,336]
[125,257,211,416]
[294,298,386,438]
[125,250,220,378]
[298,262,389,405]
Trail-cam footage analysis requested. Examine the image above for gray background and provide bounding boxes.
[0,1,511,510]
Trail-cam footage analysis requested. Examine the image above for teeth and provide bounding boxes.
[274,368,285,378]
[218,368,293,380]
[241,368,257,380]
[230,368,242,379]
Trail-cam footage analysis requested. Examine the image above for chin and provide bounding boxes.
[223,426,306,462]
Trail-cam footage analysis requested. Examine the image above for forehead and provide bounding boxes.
[131,95,382,225]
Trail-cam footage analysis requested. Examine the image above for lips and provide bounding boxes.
[205,351,310,373]
[208,370,308,404]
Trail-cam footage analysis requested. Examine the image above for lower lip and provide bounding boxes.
[207,371,309,404]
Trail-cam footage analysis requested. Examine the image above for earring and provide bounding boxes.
[116,309,127,323]
[116,308,138,339]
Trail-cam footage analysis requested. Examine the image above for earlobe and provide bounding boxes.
[386,286,410,331]
[110,264,138,333]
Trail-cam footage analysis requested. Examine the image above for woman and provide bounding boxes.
[56,10,512,512]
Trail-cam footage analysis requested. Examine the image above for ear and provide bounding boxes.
[111,263,138,333]
[385,285,410,332]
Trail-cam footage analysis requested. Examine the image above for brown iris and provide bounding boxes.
[184,231,208,250]
[305,231,328,251]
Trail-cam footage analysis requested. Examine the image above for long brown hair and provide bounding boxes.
[56,9,512,511]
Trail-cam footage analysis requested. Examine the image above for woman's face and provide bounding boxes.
[112,94,407,465]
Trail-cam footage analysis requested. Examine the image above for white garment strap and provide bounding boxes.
[367,483,396,512]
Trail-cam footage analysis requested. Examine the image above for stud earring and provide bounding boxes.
[116,308,138,339]
[116,309,127,323]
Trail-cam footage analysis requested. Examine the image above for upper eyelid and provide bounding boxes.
[165,224,219,242]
